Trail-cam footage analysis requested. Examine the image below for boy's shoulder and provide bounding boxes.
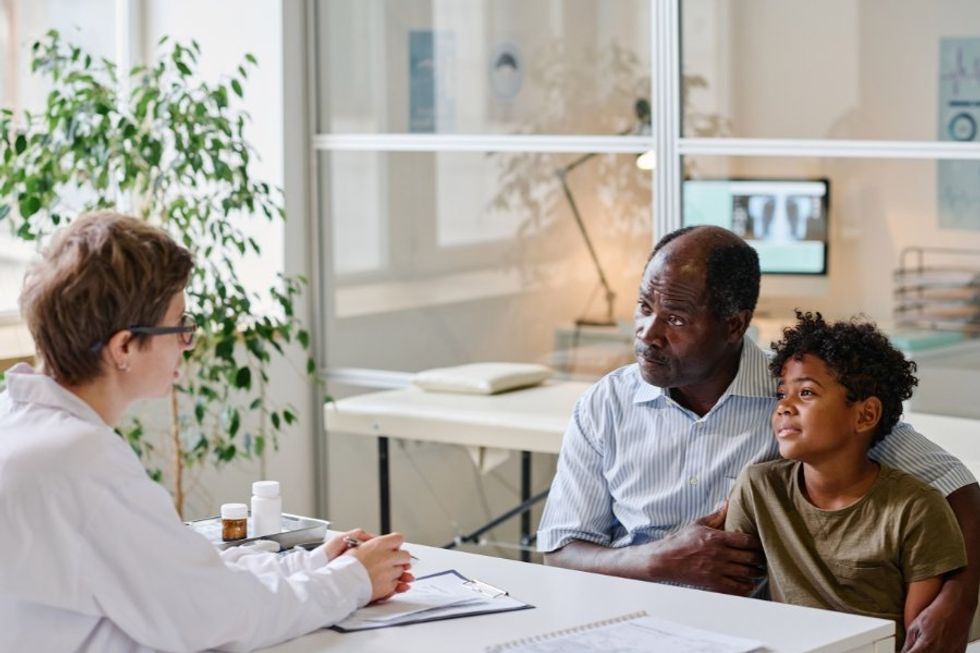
[875,463,948,505]
[742,458,796,484]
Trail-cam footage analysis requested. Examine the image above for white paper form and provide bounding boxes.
[334,570,532,632]
[486,612,764,653]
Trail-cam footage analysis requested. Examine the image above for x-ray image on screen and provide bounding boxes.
[683,179,829,275]
[733,194,825,243]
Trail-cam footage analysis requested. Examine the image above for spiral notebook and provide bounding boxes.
[485,611,765,653]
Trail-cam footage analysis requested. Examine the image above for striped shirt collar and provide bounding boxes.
[632,336,775,405]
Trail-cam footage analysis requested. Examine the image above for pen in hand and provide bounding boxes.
[345,535,420,561]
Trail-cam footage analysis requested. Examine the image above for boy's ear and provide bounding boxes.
[854,397,883,435]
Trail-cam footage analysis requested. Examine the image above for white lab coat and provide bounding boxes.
[0,364,371,652]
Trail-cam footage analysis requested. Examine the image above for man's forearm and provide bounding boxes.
[942,483,980,616]
[544,540,658,581]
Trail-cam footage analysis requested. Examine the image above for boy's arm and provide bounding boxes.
[724,470,759,536]
[904,576,943,636]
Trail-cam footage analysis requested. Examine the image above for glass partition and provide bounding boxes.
[322,149,651,378]
[318,0,651,135]
[681,0,980,141]
[683,154,980,327]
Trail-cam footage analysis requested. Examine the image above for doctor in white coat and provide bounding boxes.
[0,211,413,652]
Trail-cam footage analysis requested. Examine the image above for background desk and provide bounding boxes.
[324,381,588,558]
[264,538,894,653]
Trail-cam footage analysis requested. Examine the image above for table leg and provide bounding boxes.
[520,450,531,562]
[379,436,390,534]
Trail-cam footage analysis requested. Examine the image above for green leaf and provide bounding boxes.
[230,79,243,98]
[218,444,237,462]
[283,410,295,425]
[244,53,257,65]
[228,409,240,437]
[270,412,280,429]
[306,358,316,375]
[254,435,265,456]
[194,402,205,424]
[0,204,10,221]
[15,222,36,241]
[215,338,234,360]
[14,134,26,154]
[234,366,251,389]
[297,329,310,348]
[18,195,41,218]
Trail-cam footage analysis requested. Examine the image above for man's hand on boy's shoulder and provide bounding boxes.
[643,504,765,596]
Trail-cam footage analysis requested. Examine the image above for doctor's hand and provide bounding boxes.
[346,532,415,602]
[322,529,376,561]
[644,503,764,596]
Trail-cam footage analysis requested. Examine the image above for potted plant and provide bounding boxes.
[0,31,314,517]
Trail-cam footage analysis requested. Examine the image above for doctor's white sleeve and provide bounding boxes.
[80,476,371,652]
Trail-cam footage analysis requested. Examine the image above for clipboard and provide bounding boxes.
[333,570,533,632]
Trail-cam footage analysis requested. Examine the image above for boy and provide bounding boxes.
[725,311,966,650]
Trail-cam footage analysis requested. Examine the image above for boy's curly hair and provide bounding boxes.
[769,310,918,445]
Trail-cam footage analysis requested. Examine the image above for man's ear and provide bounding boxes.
[104,330,134,372]
[855,396,883,435]
[726,309,753,343]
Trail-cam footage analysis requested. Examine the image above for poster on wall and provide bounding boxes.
[937,37,980,231]
[409,30,455,133]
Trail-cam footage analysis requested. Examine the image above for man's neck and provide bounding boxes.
[800,452,879,511]
[670,341,743,417]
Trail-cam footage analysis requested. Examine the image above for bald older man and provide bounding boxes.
[538,225,980,652]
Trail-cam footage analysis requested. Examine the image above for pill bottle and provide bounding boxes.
[220,503,248,541]
[251,480,282,537]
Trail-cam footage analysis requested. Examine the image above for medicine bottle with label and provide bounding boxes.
[251,480,282,537]
[221,503,248,541]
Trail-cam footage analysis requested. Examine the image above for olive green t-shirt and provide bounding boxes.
[726,460,966,649]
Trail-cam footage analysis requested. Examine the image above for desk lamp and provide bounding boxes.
[555,99,652,327]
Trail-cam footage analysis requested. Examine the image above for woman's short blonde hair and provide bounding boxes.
[19,211,194,385]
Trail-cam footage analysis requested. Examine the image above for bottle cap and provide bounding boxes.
[220,503,248,520]
[252,480,280,498]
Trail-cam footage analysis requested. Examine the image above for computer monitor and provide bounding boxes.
[682,178,830,275]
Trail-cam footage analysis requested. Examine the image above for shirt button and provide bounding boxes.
[689,477,698,485]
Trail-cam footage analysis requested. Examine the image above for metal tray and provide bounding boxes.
[186,512,330,551]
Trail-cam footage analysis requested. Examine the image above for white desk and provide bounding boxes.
[324,381,587,454]
[324,381,588,555]
[264,539,894,653]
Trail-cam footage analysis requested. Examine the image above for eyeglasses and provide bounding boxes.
[90,313,199,352]
[128,313,199,348]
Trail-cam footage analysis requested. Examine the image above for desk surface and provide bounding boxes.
[324,381,590,453]
[264,539,893,653]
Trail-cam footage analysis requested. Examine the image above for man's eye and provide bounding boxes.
[667,314,686,326]
[636,300,652,315]
[775,391,785,400]
[800,388,814,397]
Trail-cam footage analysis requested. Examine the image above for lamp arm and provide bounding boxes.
[556,166,617,326]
